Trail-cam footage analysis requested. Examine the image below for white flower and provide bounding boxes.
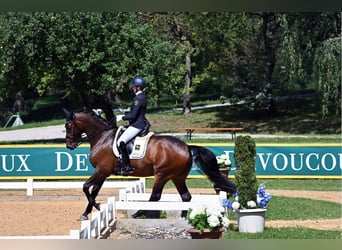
[216,157,225,165]
[206,205,224,217]
[221,216,230,228]
[247,200,257,208]
[216,154,231,167]
[187,204,230,231]
[224,159,231,166]
[232,201,240,210]
[189,205,206,219]
[207,215,220,228]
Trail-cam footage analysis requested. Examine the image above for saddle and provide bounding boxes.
[112,126,154,159]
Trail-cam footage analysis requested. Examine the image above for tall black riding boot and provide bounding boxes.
[119,142,135,175]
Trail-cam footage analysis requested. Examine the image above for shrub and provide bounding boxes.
[234,135,258,209]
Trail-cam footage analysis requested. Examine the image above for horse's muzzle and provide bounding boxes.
[66,143,77,150]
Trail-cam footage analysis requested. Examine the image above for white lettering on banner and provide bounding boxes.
[0,154,32,172]
[16,155,31,171]
[75,154,89,171]
[55,152,90,172]
[306,153,319,171]
[257,152,342,172]
[273,153,287,171]
[289,153,304,171]
[258,153,272,171]
[321,153,336,171]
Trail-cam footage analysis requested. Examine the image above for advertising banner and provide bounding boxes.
[189,143,341,178]
[0,143,341,179]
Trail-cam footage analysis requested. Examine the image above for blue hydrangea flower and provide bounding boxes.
[256,184,272,208]
[223,184,272,210]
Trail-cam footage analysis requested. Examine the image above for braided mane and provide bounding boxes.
[79,108,117,129]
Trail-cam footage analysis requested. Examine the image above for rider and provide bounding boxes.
[117,76,150,175]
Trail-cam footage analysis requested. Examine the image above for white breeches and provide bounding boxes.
[117,126,141,145]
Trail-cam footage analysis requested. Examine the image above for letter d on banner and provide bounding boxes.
[55,152,73,171]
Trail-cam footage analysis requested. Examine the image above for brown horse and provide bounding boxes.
[63,109,236,220]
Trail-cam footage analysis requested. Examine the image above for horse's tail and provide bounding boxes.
[189,145,237,194]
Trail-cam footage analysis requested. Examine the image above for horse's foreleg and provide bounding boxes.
[81,172,106,220]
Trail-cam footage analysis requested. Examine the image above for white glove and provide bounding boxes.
[116,114,124,122]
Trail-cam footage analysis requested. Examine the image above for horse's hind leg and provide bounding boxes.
[80,171,106,220]
[131,178,167,219]
[173,178,192,218]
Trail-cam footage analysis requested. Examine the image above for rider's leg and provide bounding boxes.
[117,126,141,175]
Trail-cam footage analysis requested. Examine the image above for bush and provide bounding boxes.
[234,135,258,209]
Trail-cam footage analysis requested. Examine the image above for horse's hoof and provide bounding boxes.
[79,215,88,221]
[132,210,144,218]
[94,203,101,211]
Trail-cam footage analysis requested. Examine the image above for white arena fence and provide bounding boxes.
[71,189,227,239]
[0,177,145,196]
[0,177,227,239]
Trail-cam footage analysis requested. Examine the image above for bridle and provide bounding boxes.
[65,119,112,149]
[65,120,84,149]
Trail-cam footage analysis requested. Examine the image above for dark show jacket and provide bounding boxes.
[122,91,149,129]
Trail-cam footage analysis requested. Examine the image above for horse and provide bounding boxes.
[63,109,237,220]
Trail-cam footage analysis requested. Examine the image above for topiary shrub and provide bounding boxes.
[234,135,258,209]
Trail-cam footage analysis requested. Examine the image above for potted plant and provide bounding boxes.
[222,135,272,233]
[216,153,232,177]
[186,204,230,239]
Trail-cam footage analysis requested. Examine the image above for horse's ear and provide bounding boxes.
[62,108,74,121]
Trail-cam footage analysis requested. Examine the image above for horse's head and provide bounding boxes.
[63,108,83,150]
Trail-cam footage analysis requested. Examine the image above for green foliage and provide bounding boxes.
[0,12,340,120]
[187,205,229,233]
[187,209,209,233]
[0,12,186,120]
[234,135,258,209]
[313,37,341,116]
[278,13,341,116]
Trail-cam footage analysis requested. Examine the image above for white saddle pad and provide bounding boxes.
[112,126,154,159]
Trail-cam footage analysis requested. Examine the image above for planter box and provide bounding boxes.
[187,228,224,239]
[235,208,266,233]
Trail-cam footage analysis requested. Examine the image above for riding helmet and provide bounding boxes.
[130,77,146,89]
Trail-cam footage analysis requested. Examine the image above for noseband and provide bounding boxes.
[65,121,84,148]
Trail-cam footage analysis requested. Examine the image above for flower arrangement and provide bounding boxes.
[216,153,231,168]
[222,183,272,211]
[187,204,230,234]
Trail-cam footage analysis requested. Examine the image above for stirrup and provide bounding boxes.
[121,166,135,175]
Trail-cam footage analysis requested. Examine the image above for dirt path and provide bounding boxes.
[0,188,340,236]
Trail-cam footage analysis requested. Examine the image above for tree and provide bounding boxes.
[0,13,36,107]
[277,12,341,116]
[157,12,195,114]
[312,36,341,116]
[41,12,185,120]
[151,13,254,114]
[0,12,186,121]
